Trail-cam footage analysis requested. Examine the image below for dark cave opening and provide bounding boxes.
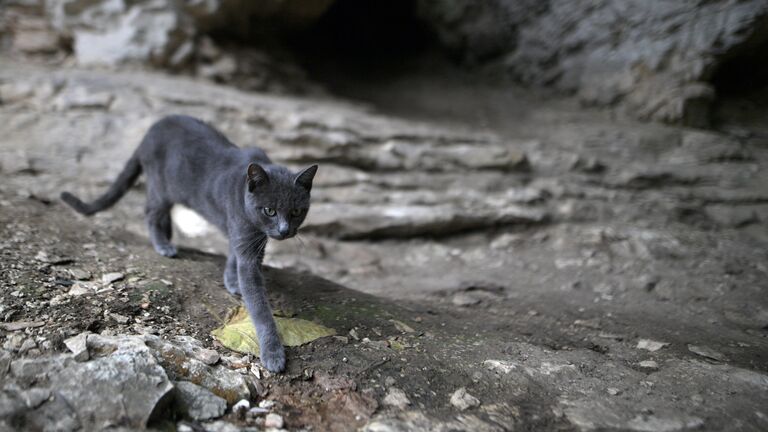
[711,40,768,97]
[286,0,443,83]
[202,0,449,102]
[710,23,768,132]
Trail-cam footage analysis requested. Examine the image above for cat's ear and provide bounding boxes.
[294,164,318,192]
[247,163,269,192]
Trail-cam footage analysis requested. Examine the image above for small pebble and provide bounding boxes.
[382,388,410,409]
[452,292,480,307]
[248,407,270,416]
[19,338,37,354]
[109,313,130,324]
[101,272,124,285]
[232,399,250,414]
[688,344,728,362]
[471,371,483,383]
[637,339,669,352]
[265,413,284,428]
[196,348,220,365]
[68,268,91,280]
[258,400,276,409]
[450,387,480,411]
[638,274,660,291]
[68,282,94,296]
[63,332,89,362]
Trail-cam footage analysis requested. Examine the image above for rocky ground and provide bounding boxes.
[1,59,768,431]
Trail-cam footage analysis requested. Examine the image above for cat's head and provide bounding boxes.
[243,163,318,240]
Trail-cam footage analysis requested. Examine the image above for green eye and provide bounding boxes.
[263,207,276,217]
[290,208,303,217]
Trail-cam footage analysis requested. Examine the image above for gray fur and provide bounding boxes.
[60,114,318,373]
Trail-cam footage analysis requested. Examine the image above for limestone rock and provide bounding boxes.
[265,413,285,428]
[232,399,250,415]
[101,272,125,285]
[0,350,11,379]
[449,387,480,411]
[636,339,669,352]
[20,388,51,409]
[452,292,481,307]
[201,420,243,432]
[68,268,91,280]
[561,398,707,432]
[484,360,517,374]
[382,388,411,409]
[274,129,530,173]
[305,203,548,240]
[0,321,45,331]
[174,381,227,421]
[0,333,258,429]
[9,335,174,430]
[53,86,114,110]
[145,335,250,404]
[687,345,728,362]
[63,332,89,362]
[67,282,94,296]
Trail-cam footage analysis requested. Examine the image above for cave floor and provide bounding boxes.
[1,60,767,431]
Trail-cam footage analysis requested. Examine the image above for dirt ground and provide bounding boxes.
[1,59,768,431]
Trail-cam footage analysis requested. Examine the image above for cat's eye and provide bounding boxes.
[262,207,276,217]
[290,208,303,217]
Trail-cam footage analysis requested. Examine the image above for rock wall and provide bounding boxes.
[419,0,768,126]
[15,0,329,68]
[4,0,768,125]
[417,0,768,126]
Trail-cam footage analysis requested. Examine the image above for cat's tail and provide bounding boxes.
[60,156,142,216]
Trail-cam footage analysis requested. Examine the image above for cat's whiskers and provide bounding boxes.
[291,233,307,259]
[237,233,268,262]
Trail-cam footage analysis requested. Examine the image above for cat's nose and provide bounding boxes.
[278,224,290,238]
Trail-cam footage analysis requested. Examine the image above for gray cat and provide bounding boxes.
[61,114,318,372]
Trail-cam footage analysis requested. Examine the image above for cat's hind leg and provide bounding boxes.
[224,253,240,295]
[146,199,176,258]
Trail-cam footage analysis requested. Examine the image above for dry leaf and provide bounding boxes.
[212,306,335,355]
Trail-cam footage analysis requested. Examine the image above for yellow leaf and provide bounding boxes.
[212,306,335,355]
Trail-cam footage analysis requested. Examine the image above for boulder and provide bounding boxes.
[8,335,173,430]
[0,332,256,429]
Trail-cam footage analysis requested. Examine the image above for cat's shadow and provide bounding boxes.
[173,246,225,265]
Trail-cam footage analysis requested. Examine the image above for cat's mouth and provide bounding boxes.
[269,232,294,241]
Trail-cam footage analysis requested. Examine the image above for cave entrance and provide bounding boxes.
[282,0,488,125]
[710,21,768,134]
[205,0,451,112]
[289,0,439,79]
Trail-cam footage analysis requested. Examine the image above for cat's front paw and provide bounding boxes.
[260,343,286,373]
[224,281,241,296]
[155,244,178,258]
[223,273,240,296]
